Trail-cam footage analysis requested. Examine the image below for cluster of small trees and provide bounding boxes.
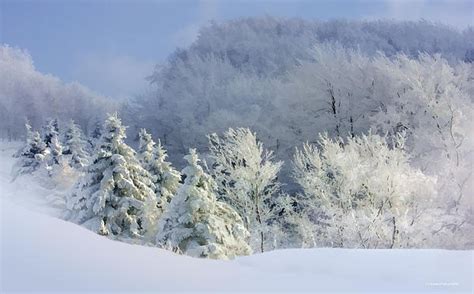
[14,110,471,259]
[12,118,90,185]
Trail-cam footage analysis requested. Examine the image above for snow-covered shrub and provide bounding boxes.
[208,128,283,252]
[11,123,48,179]
[156,149,251,259]
[138,129,181,211]
[62,120,90,169]
[66,113,158,241]
[293,132,436,248]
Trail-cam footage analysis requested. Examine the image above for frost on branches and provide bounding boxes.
[11,123,48,179]
[208,128,283,252]
[156,149,251,259]
[62,120,90,169]
[138,129,181,212]
[292,132,436,248]
[66,113,158,240]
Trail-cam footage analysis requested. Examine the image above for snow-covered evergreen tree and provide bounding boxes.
[66,113,158,240]
[40,118,64,168]
[208,128,283,252]
[138,129,181,211]
[292,132,436,248]
[11,123,48,179]
[45,133,80,189]
[42,118,59,146]
[63,120,89,168]
[138,128,154,166]
[47,134,63,166]
[88,119,102,152]
[156,149,251,259]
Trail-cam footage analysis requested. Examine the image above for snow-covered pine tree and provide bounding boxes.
[138,128,154,166]
[156,149,251,259]
[66,113,158,240]
[88,119,102,151]
[138,129,181,211]
[42,118,59,146]
[40,117,63,168]
[63,120,89,168]
[47,134,63,166]
[208,128,283,252]
[11,123,48,179]
[44,133,80,188]
[90,120,102,140]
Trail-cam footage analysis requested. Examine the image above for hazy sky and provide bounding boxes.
[1,0,473,99]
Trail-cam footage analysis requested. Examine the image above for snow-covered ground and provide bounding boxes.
[0,142,472,293]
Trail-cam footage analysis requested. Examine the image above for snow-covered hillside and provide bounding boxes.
[0,142,472,293]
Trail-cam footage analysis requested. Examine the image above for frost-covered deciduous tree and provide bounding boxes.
[208,128,283,252]
[293,132,436,248]
[62,120,89,169]
[138,129,181,211]
[66,114,158,240]
[276,44,376,143]
[11,123,48,179]
[369,54,474,248]
[156,149,251,259]
[122,18,472,179]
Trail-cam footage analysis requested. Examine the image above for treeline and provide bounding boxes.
[12,113,473,259]
[0,45,115,140]
[121,19,473,188]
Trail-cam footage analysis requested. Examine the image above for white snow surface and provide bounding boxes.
[0,142,472,293]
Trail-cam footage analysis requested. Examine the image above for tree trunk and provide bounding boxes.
[254,188,264,253]
[390,216,398,249]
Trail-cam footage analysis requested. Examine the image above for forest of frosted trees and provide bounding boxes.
[3,18,474,258]
[0,45,115,140]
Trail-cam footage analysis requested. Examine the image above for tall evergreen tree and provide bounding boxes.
[11,123,48,179]
[42,118,59,146]
[66,113,158,240]
[90,120,102,141]
[47,134,63,166]
[156,149,251,259]
[138,129,181,212]
[40,118,64,168]
[63,120,89,168]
